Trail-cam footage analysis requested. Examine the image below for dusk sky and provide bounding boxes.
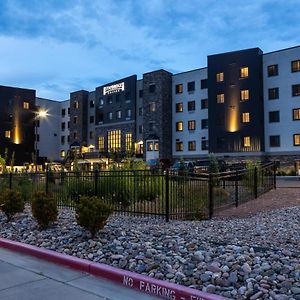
[0,0,299,100]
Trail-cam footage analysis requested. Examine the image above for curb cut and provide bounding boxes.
[0,238,226,300]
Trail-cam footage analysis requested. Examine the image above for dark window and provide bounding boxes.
[61,122,65,131]
[176,103,183,112]
[139,125,143,134]
[61,136,65,145]
[90,116,94,123]
[188,100,195,111]
[217,137,225,150]
[187,81,195,92]
[268,88,279,100]
[73,116,78,124]
[61,109,66,117]
[73,101,79,109]
[188,141,196,151]
[138,107,143,116]
[36,120,40,127]
[201,79,207,89]
[36,134,40,142]
[176,142,183,151]
[139,90,143,98]
[201,119,208,129]
[149,84,156,93]
[268,64,278,77]
[149,122,155,132]
[201,140,208,150]
[73,132,77,139]
[291,60,300,72]
[270,135,280,147]
[107,96,112,104]
[89,131,94,139]
[67,135,70,142]
[188,120,196,130]
[99,98,104,106]
[201,99,208,109]
[269,111,280,123]
[217,115,224,126]
[98,113,103,122]
[115,94,121,102]
[68,108,70,115]
[125,92,130,101]
[68,121,70,129]
[292,84,300,97]
[293,108,300,120]
[175,84,183,94]
[90,100,95,108]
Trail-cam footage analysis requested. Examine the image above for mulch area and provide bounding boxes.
[213,188,300,219]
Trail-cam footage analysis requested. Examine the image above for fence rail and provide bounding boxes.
[0,162,276,221]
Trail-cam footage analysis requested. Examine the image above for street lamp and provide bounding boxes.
[35,109,48,171]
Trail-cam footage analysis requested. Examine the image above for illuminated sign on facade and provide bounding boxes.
[103,82,125,95]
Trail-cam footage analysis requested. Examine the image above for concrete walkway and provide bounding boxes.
[0,248,159,300]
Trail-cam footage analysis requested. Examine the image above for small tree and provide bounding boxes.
[208,153,220,187]
[0,189,24,221]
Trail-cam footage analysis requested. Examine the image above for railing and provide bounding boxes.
[0,162,276,221]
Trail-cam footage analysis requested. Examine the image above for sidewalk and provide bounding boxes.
[0,247,159,300]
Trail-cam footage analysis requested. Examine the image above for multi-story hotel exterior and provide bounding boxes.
[1,45,300,167]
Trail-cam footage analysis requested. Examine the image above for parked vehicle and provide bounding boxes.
[170,161,195,175]
[194,159,227,173]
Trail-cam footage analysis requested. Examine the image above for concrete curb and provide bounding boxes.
[0,238,226,300]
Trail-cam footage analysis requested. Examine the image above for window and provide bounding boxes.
[125,92,130,101]
[292,84,300,97]
[73,132,77,140]
[201,79,207,89]
[188,120,196,130]
[242,112,250,123]
[216,72,224,82]
[293,108,300,120]
[68,107,70,115]
[175,84,183,94]
[240,89,249,102]
[68,121,70,129]
[108,112,113,120]
[176,121,183,131]
[115,95,121,103]
[201,99,208,109]
[154,141,159,151]
[149,102,156,112]
[217,93,225,103]
[201,140,208,150]
[149,84,156,93]
[126,133,132,152]
[188,101,195,111]
[90,100,95,108]
[5,130,11,138]
[268,64,278,77]
[108,130,121,152]
[294,134,300,146]
[270,135,280,147]
[269,111,280,123]
[98,136,105,151]
[117,110,122,119]
[107,96,113,104]
[139,90,143,98]
[243,136,251,147]
[188,141,196,151]
[138,125,143,134]
[60,150,66,158]
[61,122,65,131]
[268,88,279,100]
[240,67,249,78]
[99,98,104,106]
[176,142,183,151]
[90,116,94,123]
[176,103,183,112]
[217,137,225,150]
[291,60,300,72]
[67,135,70,142]
[61,109,66,117]
[22,102,29,110]
[217,115,224,126]
[73,116,78,124]
[149,122,155,132]
[126,109,131,118]
[187,81,195,92]
[147,141,154,151]
[36,120,40,127]
[36,134,40,142]
[89,131,94,139]
[61,136,65,145]
[74,101,79,109]
[138,107,143,116]
[201,119,208,129]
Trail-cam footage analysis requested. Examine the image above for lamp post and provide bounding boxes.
[35,109,48,172]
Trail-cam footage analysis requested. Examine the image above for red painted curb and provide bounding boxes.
[0,238,227,300]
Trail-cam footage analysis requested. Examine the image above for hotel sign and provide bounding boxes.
[103,82,125,95]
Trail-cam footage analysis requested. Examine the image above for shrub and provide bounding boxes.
[31,190,58,229]
[0,189,24,221]
[75,195,113,238]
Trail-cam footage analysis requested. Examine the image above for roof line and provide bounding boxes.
[173,66,207,76]
[263,45,300,55]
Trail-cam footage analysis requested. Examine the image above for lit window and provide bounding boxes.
[242,112,250,123]
[243,136,251,147]
[147,141,154,151]
[217,93,225,103]
[188,141,196,151]
[293,108,300,120]
[175,84,183,94]
[74,101,79,109]
[240,90,249,102]
[117,110,122,119]
[188,101,195,111]
[188,120,196,130]
[176,103,183,112]
[99,98,104,106]
[176,142,183,151]
[23,102,29,109]
[240,67,249,78]
[291,60,300,73]
[216,72,224,82]
[268,64,278,77]
[108,130,121,152]
[90,100,95,108]
[294,134,300,146]
[60,150,66,158]
[5,130,11,138]
[149,102,156,112]
[154,141,159,151]
[98,136,105,151]
[126,133,132,152]
[176,121,183,131]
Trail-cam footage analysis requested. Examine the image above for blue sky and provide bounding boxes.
[0,0,299,100]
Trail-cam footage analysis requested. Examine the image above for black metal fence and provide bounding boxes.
[0,162,276,221]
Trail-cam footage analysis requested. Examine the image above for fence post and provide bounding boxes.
[209,173,214,219]
[9,172,12,190]
[235,170,239,207]
[94,169,99,196]
[273,161,277,189]
[165,169,170,222]
[45,170,49,194]
[254,166,258,199]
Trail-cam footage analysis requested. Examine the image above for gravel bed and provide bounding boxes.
[0,206,299,300]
